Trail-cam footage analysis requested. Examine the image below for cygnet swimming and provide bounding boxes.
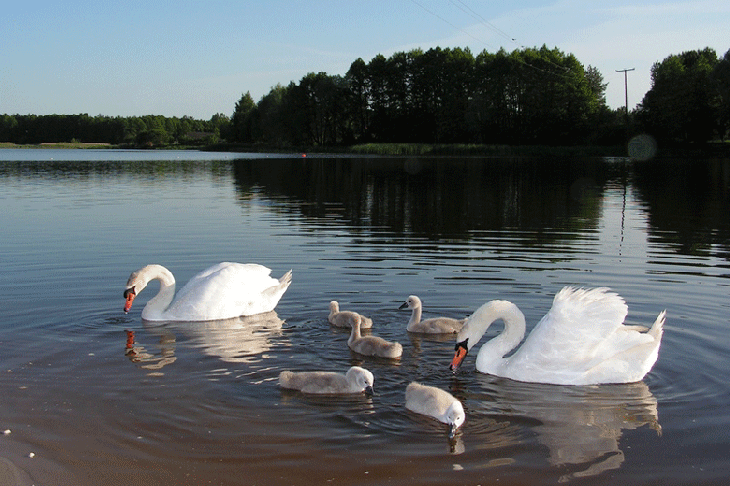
[399,295,466,334]
[279,366,374,395]
[348,315,403,359]
[405,382,465,438]
[328,301,373,329]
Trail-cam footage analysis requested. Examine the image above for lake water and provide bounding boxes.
[1,149,728,485]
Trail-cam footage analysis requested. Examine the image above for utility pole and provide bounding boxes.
[616,68,635,122]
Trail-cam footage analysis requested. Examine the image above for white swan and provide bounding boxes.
[450,287,665,385]
[123,263,292,321]
[348,315,403,359]
[279,366,374,395]
[399,295,466,334]
[405,382,465,438]
[328,301,373,329]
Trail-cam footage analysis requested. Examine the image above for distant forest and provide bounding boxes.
[0,113,232,147]
[2,45,729,148]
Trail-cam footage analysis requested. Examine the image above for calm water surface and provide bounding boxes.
[1,149,729,485]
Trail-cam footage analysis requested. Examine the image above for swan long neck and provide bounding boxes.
[408,305,422,328]
[135,265,176,320]
[459,300,526,360]
[329,301,339,319]
[348,316,362,344]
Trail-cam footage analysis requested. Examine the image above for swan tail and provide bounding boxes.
[388,342,404,359]
[648,310,666,341]
[279,371,295,388]
[279,270,293,288]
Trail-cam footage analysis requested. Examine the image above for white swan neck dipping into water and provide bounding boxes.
[279,366,374,395]
[450,287,665,386]
[328,301,373,329]
[124,263,292,322]
[405,382,465,438]
[399,295,465,334]
[348,315,403,359]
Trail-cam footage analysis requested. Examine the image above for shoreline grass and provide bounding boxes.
[3,141,728,158]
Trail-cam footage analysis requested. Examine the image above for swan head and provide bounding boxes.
[450,313,477,372]
[398,295,421,311]
[123,269,149,313]
[446,401,465,438]
[123,265,174,314]
[347,366,374,396]
[123,286,137,313]
[449,300,522,372]
[449,338,469,373]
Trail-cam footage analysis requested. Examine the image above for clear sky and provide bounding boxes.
[2,0,727,120]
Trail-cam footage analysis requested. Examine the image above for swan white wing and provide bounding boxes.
[166,263,281,320]
[509,287,629,370]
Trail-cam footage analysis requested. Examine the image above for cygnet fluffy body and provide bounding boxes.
[348,315,402,359]
[405,382,465,437]
[279,366,374,395]
[399,295,465,334]
[328,301,373,329]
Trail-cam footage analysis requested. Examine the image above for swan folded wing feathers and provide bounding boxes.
[517,287,629,366]
[163,263,289,321]
[123,263,292,321]
[583,310,665,382]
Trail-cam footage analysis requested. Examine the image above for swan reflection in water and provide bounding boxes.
[463,375,661,481]
[125,311,285,372]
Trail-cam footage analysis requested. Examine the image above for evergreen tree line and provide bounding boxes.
[638,47,730,144]
[2,46,728,148]
[0,113,232,146]
[232,46,615,147]
[232,45,730,147]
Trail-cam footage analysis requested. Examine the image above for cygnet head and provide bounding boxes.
[348,366,374,395]
[446,401,465,438]
[399,295,422,311]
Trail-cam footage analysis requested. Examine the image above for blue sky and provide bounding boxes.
[2,0,727,119]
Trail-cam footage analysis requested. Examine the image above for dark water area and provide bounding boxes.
[0,149,729,485]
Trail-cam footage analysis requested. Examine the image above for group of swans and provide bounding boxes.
[123,263,665,387]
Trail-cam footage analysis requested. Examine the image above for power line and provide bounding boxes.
[408,0,573,79]
[408,0,494,49]
[450,0,521,47]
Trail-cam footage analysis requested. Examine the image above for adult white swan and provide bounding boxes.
[123,263,292,321]
[449,287,665,385]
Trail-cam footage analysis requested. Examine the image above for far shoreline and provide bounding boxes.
[2,141,729,159]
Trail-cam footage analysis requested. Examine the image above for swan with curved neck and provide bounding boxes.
[450,287,665,385]
[123,262,292,321]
